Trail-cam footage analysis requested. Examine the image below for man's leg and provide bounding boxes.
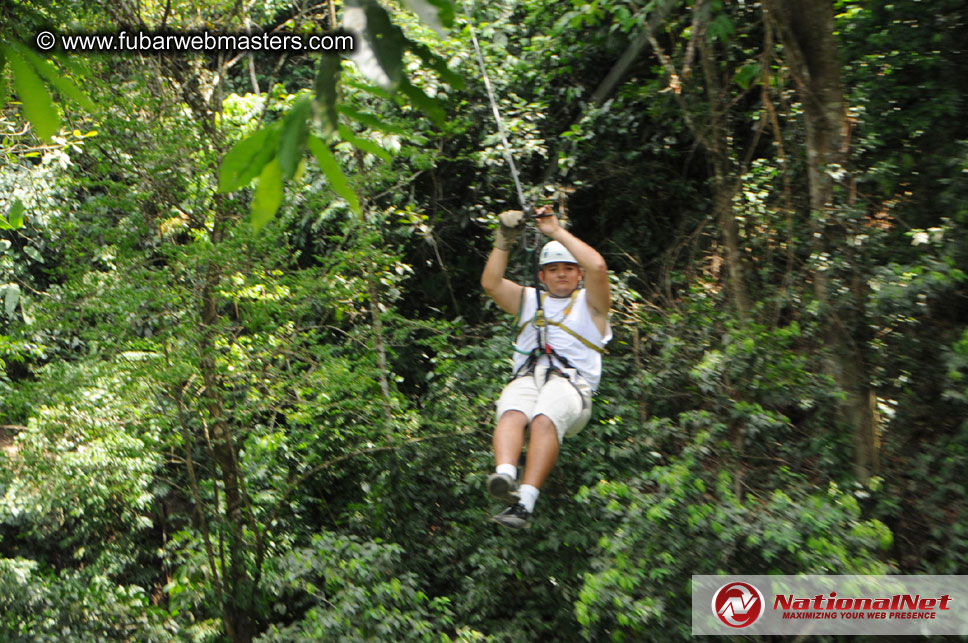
[493,410,528,469]
[513,414,559,514]
[488,410,528,504]
[520,414,559,489]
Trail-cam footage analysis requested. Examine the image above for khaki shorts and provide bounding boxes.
[495,363,593,443]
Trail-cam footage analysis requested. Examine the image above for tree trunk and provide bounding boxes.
[199,264,257,643]
[763,0,878,480]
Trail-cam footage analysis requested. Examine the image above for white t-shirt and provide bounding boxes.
[512,287,612,391]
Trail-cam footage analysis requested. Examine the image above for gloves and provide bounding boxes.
[494,210,525,250]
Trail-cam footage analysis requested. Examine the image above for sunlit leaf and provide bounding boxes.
[307,134,361,215]
[2,44,59,141]
[8,199,25,228]
[218,122,282,193]
[7,40,96,112]
[251,158,284,231]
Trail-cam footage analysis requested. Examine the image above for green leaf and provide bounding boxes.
[218,122,282,193]
[343,0,406,91]
[7,40,96,112]
[336,105,407,135]
[734,63,761,90]
[250,157,284,231]
[307,134,361,215]
[338,124,393,162]
[313,54,342,138]
[3,44,59,141]
[397,77,445,125]
[8,199,24,228]
[708,14,734,43]
[278,95,312,180]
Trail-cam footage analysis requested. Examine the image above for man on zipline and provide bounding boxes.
[481,206,612,529]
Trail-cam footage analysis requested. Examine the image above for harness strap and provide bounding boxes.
[543,319,605,354]
[515,290,604,354]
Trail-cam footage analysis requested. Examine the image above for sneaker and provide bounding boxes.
[486,472,520,505]
[492,503,531,530]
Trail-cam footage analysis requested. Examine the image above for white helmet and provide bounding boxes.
[539,240,577,266]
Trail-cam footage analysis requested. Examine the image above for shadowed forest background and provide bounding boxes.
[1,0,967,640]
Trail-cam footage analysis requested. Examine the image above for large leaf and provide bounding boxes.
[218,122,282,193]
[313,54,341,138]
[2,44,58,141]
[401,0,455,36]
[7,199,25,229]
[0,198,24,230]
[343,0,406,91]
[307,135,361,215]
[250,158,284,231]
[7,40,96,112]
[278,95,312,180]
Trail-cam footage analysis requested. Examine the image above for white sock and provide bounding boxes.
[518,484,539,513]
[496,463,517,480]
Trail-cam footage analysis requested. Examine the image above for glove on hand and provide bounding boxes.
[494,210,525,250]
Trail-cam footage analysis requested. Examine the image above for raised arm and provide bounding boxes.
[481,211,525,315]
[537,213,610,321]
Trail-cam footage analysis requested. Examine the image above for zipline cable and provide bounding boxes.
[460,0,530,217]
[461,0,551,358]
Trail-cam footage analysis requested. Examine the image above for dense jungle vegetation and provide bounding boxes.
[1,0,967,640]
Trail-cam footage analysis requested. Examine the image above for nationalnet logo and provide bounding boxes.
[712,581,765,628]
[693,575,968,636]
[773,590,951,621]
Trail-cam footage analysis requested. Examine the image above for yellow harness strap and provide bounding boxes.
[516,290,604,354]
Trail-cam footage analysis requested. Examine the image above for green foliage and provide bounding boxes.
[216,0,458,226]
[257,532,456,641]
[0,39,95,142]
[573,431,892,641]
[0,558,174,642]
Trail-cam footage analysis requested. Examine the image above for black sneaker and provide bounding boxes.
[492,503,531,529]
[486,472,520,505]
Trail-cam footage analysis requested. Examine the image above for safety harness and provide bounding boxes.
[511,288,604,387]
